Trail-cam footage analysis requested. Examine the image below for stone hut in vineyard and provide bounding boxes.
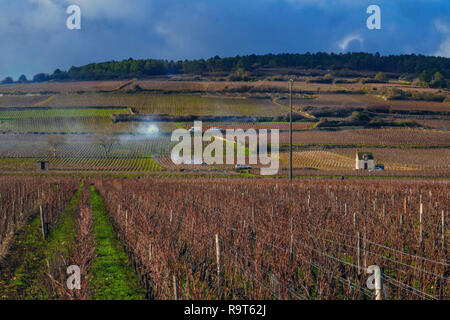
[356,152,374,170]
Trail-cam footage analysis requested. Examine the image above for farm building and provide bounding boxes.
[355,152,374,170]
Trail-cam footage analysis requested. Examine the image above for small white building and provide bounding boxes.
[356,152,375,170]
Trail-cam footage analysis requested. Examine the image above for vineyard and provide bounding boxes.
[0,107,133,133]
[278,148,450,172]
[0,80,130,94]
[0,177,79,263]
[0,82,447,178]
[331,148,450,171]
[0,176,448,300]
[48,157,162,172]
[0,108,130,119]
[186,122,317,131]
[92,178,450,300]
[294,93,448,112]
[279,128,450,146]
[1,6,450,306]
[33,93,285,117]
[279,151,354,170]
[0,134,173,158]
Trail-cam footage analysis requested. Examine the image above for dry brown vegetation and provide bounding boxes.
[278,129,450,146]
[0,81,130,94]
[93,177,449,300]
[0,177,78,261]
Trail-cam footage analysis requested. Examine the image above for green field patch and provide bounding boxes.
[0,108,130,119]
[40,93,286,117]
[88,186,145,300]
[48,157,163,172]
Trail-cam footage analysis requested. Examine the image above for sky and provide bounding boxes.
[0,0,449,79]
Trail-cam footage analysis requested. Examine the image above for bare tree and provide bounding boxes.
[93,131,119,158]
[47,135,66,158]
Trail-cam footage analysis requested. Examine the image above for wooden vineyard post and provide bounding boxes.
[12,201,16,225]
[215,234,222,298]
[125,210,128,233]
[149,242,153,263]
[363,232,367,271]
[353,212,357,229]
[40,205,46,240]
[442,210,446,246]
[357,232,362,275]
[170,210,173,224]
[289,217,294,261]
[419,203,423,249]
[307,190,311,209]
[270,274,280,299]
[173,275,178,300]
[289,79,293,181]
[251,207,255,233]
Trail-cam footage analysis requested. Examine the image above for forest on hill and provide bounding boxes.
[4,52,450,87]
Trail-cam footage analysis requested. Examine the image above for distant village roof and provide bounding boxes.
[357,152,374,160]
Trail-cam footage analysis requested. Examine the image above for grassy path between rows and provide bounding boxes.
[0,182,82,299]
[0,182,146,300]
[88,186,145,300]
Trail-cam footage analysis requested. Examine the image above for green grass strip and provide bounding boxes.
[45,181,83,258]
[0,181,82,299]
[88,186,145,300]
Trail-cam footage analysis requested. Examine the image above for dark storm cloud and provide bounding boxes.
[0,0,449,79]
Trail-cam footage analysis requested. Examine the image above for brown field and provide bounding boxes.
[183,122,316,131]
[1,79,446,96]
[338,81,445,93]
[0,94,51,107]
[278,128,450,146]
[294,93,449,112]
[0,117,178,134]
[135,80,338,93]
[416,120,450,129]
[285,168,450,177]
[279,150,354,170]
[2,176,448,300]
[1,79,447,113]
[1,79,335,94]
[0,80,130,93]
[0,134,173,158]
[379,99,449,112]
[136,79,440,95]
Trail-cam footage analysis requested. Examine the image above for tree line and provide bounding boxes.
[2,52,450,86]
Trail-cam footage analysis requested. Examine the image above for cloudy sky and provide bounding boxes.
[0,0,449,79]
